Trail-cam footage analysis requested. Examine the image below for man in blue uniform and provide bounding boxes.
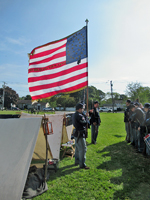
[143,103,150,155]
[124,99,131,143]
[89,101,101,144]
[72,103,90,169]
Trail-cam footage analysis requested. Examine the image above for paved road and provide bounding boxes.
[55,111,75,114]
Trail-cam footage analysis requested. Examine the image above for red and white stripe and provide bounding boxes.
[28,38,88,100]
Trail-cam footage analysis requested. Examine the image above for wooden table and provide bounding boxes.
[61,141,75,159]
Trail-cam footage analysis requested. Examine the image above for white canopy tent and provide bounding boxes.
[21,113,64,160]
[0,118,45,200]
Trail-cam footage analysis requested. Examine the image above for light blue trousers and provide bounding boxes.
[74,137,87,168]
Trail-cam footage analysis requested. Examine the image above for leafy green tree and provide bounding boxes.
[138,87,150,104]
[120,94,128,101]
[65,97,76,107]
[19,96,25,100]
[70,90,84,103]
[88,86,97,98]
[56,95,70,109]
[49,96,57,108]
[126,82,150,104]
[24,95,31,100]
[126,82,142,101]
[96,89,105,101]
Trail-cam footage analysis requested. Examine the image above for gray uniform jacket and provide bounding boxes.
[130,108,145,128]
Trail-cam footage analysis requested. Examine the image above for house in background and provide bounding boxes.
[114,100,125,109]
[17,100,50,111]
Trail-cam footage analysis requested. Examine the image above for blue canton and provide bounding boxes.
[66,26,87,65]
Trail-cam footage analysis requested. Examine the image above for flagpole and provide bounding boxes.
[85,19,89,140]
[85,19,89,113]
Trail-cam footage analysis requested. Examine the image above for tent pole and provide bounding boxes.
[45,129,48,183]
[44,114,48,183]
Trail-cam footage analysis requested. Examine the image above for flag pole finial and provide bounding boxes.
[85,19,89,25]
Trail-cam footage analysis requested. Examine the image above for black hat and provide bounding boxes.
[126,99,131,103]
[134,102,140,106]
[144,103,150,108]
[76,103,83,110]
[94,100,99,104]
[80,101,86,105]
[130,104,135,109]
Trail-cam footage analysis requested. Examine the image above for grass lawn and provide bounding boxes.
[0,110,55,115]
[0,110,22,115]
[31,112,149,199]
[22,110,55,115]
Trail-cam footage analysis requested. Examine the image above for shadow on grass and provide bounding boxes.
[113,135,125,138]
[48,163,80,182]
[87,142,93,146]
[97,141,150,200]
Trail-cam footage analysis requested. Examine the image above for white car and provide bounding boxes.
[43,107,55,111]
[99,107,112,112]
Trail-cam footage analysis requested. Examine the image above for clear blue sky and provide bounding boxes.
[0,0,150,97]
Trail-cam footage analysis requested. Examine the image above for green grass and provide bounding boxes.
[32,113,150,200]
[23,110,55,115]
[0,110,55,115]
[0,110,21,115]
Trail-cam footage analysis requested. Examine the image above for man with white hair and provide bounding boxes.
[130,104,145,153]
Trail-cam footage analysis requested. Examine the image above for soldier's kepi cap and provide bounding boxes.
[129,104,135,109]
[126,99,131,103]
[76,103,83,110]
[144,103,150,108]
[134,102,140,106]
[94,100,99,104]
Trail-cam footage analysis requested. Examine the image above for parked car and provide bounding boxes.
[43,107,55,111]
[99,107,112,112]
[12,107,19,110]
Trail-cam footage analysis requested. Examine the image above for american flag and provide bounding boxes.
[28,26,88,100]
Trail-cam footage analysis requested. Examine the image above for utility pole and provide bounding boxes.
[110,80,114,113]
[2,82,6,110]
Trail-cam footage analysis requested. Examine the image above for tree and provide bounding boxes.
[120,94,128,101]
[70,90,84,104]
[138,87,150,104]
[88,86,97,98]
[126,82,142,101]
[126,82,150,104]
[19,95,31,100]
[49,96,57,108]
[96,89,105,101]
[24,95,31,100]
[19,96,25,100]
[57,95,69,109]
[0,86,19,108]
[65,97,76,107]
